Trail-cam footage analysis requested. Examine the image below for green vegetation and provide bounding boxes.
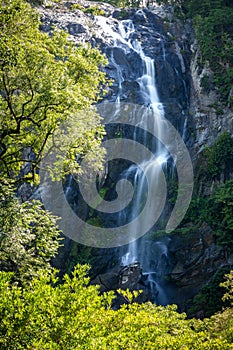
[0,0,107,183]
[0,0,108,287]
[0,179,62,285]
[66,242,93,274]
[175,132,233,316]
[194,8,233,102]
[200,74,212,93]
[180,132,233,247]
[0,0,108,299]
[200,134,233,248]
[1,173,233,348]
[27,0,62,5]
[176,0,233,103]
[203,132,233,180]
[0,264,233,349]
[71,3,105,16]
[0,1,233,347]
[221,270,233,304]
[86,216,104,227]
[89,0,141,8]
[204,180,233,247]
[158,0,233,102]
[188,267,230,318]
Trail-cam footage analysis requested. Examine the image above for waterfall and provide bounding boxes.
[39,5,193,308]
[95,14,173,303]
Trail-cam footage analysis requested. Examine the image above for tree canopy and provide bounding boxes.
[0,179,62,285]
[0,0,107,183]
[0,264,233,349]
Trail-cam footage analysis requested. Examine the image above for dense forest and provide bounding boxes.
[0,0,233,348]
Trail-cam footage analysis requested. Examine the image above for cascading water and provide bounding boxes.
[39,4,194,308]
[95,14,173,303]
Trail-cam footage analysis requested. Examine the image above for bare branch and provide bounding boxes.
[22,103,61,127]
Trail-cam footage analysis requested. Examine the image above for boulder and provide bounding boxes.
[91,262,151,308]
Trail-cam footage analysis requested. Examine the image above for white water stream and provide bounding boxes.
[95,14,173,303]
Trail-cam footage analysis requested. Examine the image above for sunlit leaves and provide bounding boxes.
[0,265,233,349]
[0,179,62,284]
[0,0,108,182]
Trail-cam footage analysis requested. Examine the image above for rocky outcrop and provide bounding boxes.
[91,262,151,307]
[39,1,193,134]
[190,40,233,153]
[167,223,232,309]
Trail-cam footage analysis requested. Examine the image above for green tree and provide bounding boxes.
[203,270,233,346]
[205,180,233,247]
[204,132,233,180]
[221,270,233,305]
[0,179,62,284]
[169,0,233,102]
[0,0,107,183]
[188,267,230,318]
[1,264,233,349]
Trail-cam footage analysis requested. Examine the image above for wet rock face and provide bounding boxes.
[190,41,233,152]
[119,262,141,288]
[167,224,230,309]
[91,262,142,292]
[91,262,151,307]
[39,2,193,135]
[101,9,191,132]
[39,1,232,151]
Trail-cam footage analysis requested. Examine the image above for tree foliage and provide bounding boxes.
[181,131,233,249]
[204,180,233,247]
[0,179,62,284]
[221,270,233,305]
[182,180,233,250]
[89,0,141,8]
[203,132,233,180]
[188,267,230,318]
[174,0,233,102]
[194,7,233,101]
[0,264,233,349]
[0,0,107,183]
